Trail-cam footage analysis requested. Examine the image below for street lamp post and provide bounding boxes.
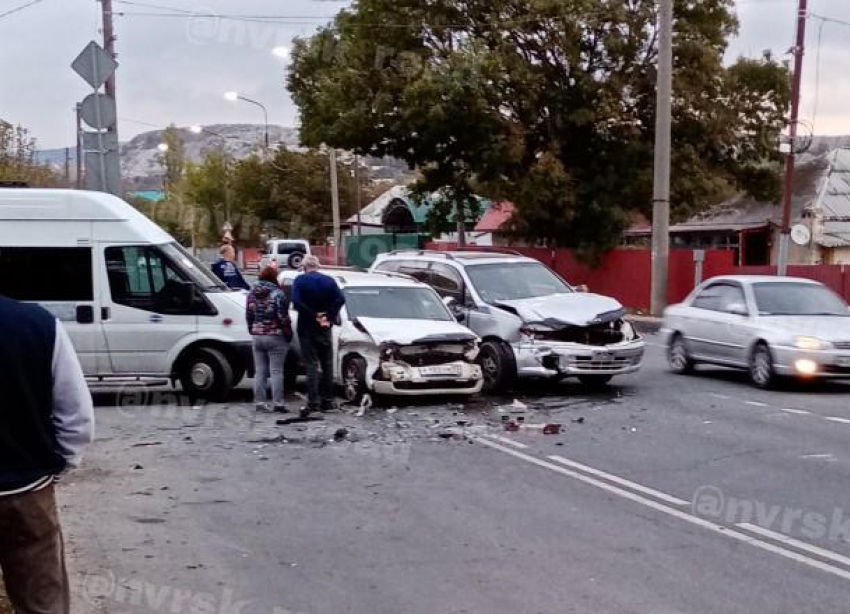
[223,91,269,153]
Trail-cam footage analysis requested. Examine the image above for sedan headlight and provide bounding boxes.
[464,341,480,361]
[379,342,399,361]
[793,336,829,351]
[620,320,637,342]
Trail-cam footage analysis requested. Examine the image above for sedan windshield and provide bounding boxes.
[345,286,453,321]
[465,262,572,303]
[753,282,850,316]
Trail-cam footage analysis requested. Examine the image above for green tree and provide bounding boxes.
[288,0,790,257]
[0,120,61,187]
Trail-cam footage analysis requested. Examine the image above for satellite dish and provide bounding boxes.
[791,224,811,246]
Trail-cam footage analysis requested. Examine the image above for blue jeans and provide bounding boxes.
[252,335,288,405]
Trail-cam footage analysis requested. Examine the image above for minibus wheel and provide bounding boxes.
[179,347,233,402]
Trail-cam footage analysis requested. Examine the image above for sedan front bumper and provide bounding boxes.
[513,339,645,378]
[771,346,850,378]
[372,361,484,396]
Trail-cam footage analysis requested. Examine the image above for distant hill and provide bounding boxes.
[36,124,415,190]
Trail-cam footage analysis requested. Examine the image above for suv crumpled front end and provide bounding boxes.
[497,294,645,379]
[350,318,483,396]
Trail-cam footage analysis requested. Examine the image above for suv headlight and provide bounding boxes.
[794,336,829,350]
[464,341,480,361]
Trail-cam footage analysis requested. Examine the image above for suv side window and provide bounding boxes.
[396,260,430,283]
[106,246,203,315]
[428,263,464,301]
[373,260,401,273]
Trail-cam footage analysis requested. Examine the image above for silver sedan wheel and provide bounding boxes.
[750,345,774,389]
[669,336,693,374]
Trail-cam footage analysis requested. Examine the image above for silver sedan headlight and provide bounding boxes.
[793,336,831,351]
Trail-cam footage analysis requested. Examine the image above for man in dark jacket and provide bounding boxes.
[0,295,95,614]
[211,244,250,291]
[291,256,345,416]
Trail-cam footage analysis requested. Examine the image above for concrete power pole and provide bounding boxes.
[75,104,82,189]
[650,0,674,316]
[777,0,808,276]
[100,0,120,167]
[329,148,342,265]
[354,155,363,237]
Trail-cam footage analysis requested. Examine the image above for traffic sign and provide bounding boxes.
[80,93,117,130]
[82,131,119,153]
[72,41,118,90]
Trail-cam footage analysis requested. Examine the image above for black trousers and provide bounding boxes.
[298,328,334,410]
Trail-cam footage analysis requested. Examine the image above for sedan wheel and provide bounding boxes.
[342,357,368,404]
[668,334,694,374]
[750,343,776,389]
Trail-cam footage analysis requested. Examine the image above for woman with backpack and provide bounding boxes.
[246,266,293,412]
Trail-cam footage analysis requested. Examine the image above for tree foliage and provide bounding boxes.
[288,0,791,256]
[0,120,61,187]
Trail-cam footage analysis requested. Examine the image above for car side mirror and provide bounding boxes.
[575,284,589,293]
[443,296,466,321]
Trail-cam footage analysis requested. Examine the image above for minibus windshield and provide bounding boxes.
[162,243,228,291]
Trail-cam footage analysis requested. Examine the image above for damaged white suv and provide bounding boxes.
[371,251,644,392]
[279,270,484,402]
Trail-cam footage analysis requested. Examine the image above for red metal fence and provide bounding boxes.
[423,243,850,311]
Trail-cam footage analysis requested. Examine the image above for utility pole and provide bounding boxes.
[354,155,363,236]
[64,148,71,184]
[650,0,674,316]
[75,104,82,189]
[100,0,116,100]
[457,200,467,247]
[329,148,341,265]
[777,0,808,276]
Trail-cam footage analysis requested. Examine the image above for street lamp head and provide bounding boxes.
[224,91,239,102]
[189,125,203,134]
[271,46,290,60]
[157,143,169,153]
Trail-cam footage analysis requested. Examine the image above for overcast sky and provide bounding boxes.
[1,0,849,148]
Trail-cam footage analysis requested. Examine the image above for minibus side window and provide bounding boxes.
[0,247,93,302]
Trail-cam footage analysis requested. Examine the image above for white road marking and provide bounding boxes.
[644,341,667,349]
[826,416,850,424]
[476,438,850,582]
[710,393,732,400]
[801,453,835,460]
[548,455,688,506]
[738,523,850,568]
[485,435,529,449]
[780,408,811,415]
[745,401,769,408]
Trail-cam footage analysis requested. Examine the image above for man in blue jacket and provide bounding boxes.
[291,256,345,416]
[211,244,250,291]
[0,295,95,614]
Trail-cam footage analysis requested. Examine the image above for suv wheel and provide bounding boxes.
[179,347,233,402]
[477,340,517,394]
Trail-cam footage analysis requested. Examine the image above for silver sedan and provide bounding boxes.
[661,276,850,388]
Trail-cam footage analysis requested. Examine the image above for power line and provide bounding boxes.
[0,0,44,20]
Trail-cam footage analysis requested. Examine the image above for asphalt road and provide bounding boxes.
[60,334,850,614]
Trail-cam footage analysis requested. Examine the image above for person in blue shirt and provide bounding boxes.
[291,256,345,416]
[211,244,250,291]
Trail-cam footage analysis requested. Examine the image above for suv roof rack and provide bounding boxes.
[451,247,525,257]
[386,249,455,260]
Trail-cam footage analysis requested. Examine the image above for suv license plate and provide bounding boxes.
[420,365,462,377]
[838,357,850,367]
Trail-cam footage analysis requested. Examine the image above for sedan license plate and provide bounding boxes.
[419,365,462,378]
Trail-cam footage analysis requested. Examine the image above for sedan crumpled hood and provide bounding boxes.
[759,315,850,341]
[357,317,477,345]
[496,293,626,327]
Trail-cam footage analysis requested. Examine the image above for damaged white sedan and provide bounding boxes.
[372,251,645,392]
[280,270,483,402]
